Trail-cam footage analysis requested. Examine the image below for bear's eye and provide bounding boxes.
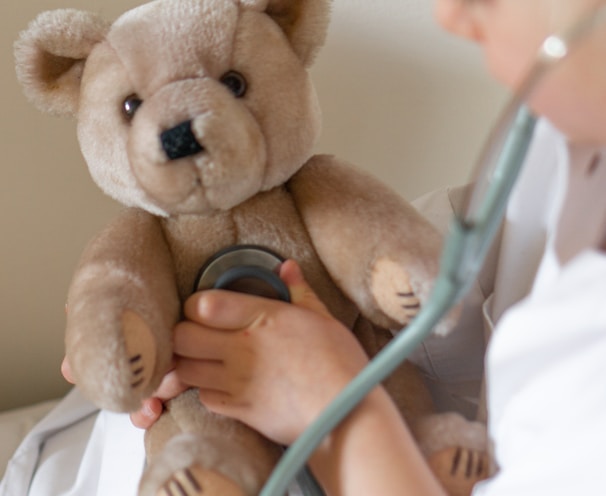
[122,94,143,121]
[220,71,248,98]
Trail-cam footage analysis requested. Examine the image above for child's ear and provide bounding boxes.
[242,0,332,67]
[14,9,110,118]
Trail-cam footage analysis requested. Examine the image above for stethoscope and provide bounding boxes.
[197,6,606,495]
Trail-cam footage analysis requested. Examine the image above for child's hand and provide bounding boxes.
[132,260,369,445]
[63,351,187,427]
[176,259,369,445]
[130,367,188,428]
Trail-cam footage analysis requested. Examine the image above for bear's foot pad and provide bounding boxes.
[157,465,246,496]
[371,257,421,326]
[427,446,490,496]
[122,310,157,391]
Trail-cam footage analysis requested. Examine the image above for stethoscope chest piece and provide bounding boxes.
[194,245,290,302]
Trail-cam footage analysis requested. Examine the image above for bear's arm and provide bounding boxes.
[288,154,445,331]
[65,207,180,412]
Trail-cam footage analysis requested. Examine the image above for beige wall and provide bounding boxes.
[0,0,505,412]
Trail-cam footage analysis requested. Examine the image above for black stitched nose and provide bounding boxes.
[160,120,204,160]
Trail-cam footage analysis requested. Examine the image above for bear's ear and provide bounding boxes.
[14,9,110,118]
[242,0,331,67]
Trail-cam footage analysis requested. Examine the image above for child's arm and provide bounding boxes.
[308,386,447,496]
[135,260,446,495]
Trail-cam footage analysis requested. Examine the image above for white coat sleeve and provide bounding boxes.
[474,251,606,495]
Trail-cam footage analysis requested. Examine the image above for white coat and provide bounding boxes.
[472,119,606,494]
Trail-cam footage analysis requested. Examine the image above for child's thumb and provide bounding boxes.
[280,259,331,316]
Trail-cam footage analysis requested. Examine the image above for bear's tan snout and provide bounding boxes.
[160,120,205,161]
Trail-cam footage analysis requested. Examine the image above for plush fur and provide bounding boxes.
[15,1,487,494]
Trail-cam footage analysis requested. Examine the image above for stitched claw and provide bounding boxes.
[427,446,490,496]
[122,310,157,392]
[371,257,421,326]
[157,465,245,496]
[130,354,146,389]
[397,291,421,320]
[158,467,203,496]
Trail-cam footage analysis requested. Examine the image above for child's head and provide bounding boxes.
[434,0,606,144]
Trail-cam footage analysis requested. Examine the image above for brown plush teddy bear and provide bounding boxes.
[15,0,489,494]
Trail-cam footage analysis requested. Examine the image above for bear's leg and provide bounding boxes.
[358,320,490,496]
[140,391,282,496]
[140,432,280,496]
[412,413,491,496]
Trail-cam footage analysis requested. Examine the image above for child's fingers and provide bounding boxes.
[176,358,232,393]
[173,321,236,360]
[279,259,331,316]
[130,397,163,429]
[197,388,236,417]
[150,369,189,401]
[183,290,270,329]
[182,259,331,331]
[129,369,188,429]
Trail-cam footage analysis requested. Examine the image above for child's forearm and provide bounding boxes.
[309,387,447,496]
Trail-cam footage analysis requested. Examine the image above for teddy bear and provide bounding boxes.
[14,0,489,494]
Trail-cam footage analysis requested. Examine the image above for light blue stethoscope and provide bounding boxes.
[260,6,606,496]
